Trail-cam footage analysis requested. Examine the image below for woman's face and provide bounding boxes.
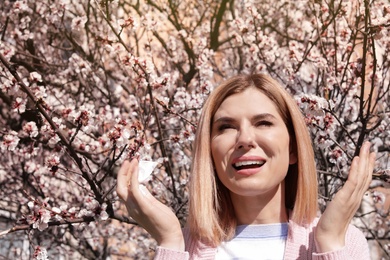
[210,87,296,198]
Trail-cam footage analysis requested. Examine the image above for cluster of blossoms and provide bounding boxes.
[23,198,109,233]
[106,119,133,148]
[77,198,109,221]
[26,201,53,231]
[297,94,351,168]
[296,94,335,147]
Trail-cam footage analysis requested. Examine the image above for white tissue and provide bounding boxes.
[138,160,158,183]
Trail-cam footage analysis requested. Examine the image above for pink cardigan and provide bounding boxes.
[154,218,370,260]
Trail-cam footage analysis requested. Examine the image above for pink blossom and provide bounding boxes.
[27,202,51,231]
[0,45,16,61]
[34,209,51,231]
[31,85,48,100]
[12,97,27,113]
[328,147,347,167]
[141,13,157,31]
[46,155,60,173]
[79,198,109,220]
[12,0,30,14]
[77,208,93,218]
[48,135,60,148]
[23,122,39,138]
[298,94,329,116]
[30,72,42,82]
[97,203,109,221]
[119,17,136,28]
[107,127,121,142]
[71,16,87,31]
[61,107,73,119]
[46,155,60,167]
[51,207,61,214]
[0,78,13,92]
[33,246,48,260]
[25,161,38,173]
[75,110,90,126]
[52,117,65,129]
[372,190,386,204]
[1,131,20,151]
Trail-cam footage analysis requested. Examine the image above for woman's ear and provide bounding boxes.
[289,137,298,165]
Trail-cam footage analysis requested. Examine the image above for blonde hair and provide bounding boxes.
[188,74,318,246]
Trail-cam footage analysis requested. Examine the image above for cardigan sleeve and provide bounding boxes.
[154,246,189,260]
[154,228,190,260]
[312,224,370,260]
[154,228,217,260]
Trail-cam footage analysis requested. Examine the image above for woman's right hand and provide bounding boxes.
[117,158,185,251]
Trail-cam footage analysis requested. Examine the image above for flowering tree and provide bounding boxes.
[0,0,389,259]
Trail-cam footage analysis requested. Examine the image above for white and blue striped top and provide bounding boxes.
[215,223,288,260]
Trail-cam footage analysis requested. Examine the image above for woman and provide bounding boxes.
[117,74,376,259]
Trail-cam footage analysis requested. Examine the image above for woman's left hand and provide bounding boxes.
[315,141,376,253]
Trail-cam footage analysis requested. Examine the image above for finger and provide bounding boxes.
[129,158,139,186]
[348,142,370,186]
[369,152,376,171]
[357,142,373,191]
[342,142,374,211]
[347,155,360,186]
[358,141,370,173]
[128,158,142,198]
[366,152,376,188]
[339,157,364,207]
[117,160,131,200]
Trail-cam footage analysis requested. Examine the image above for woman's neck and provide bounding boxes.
[230,184,288,225]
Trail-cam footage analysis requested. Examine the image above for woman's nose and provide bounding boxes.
[235,127,256,150]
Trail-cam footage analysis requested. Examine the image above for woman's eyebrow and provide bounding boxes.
[252,113,277,121]
[212,113,277,125]
[212,116,235,125]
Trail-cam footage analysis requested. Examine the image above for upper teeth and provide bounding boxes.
[234,161,264,167]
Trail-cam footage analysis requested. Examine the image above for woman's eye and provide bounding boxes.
[256,121,272,127]
[218,124,234,131]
